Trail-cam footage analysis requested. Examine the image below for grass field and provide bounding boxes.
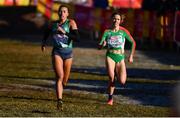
[0,38,179,117]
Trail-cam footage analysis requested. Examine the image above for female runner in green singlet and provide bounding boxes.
[99,12,136,105]
[41,5,79,110]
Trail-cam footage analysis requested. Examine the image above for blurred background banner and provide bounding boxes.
[0,0,179,49]
[0,0,37,6]
[0,0,4,5]
[2,0,14,6]
[51,2,60,20]
[37,0,51,19]
[108,0,143,9]
[15,0,30,6]
[74,5,93,30]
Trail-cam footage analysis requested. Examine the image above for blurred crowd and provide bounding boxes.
[55,0,180,11]
[1,0,179,12]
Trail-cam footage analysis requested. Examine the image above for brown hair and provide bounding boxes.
[58,5,69,15]
[111,12,125,22]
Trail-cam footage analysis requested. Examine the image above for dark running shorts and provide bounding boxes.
[52,47,73,60]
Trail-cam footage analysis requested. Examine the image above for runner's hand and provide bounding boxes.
[103,41,106,47]
[128,54,133,63]
[41,45,46,52]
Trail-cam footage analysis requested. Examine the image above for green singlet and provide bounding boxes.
[99,29,133,63]
[52,19,73,48]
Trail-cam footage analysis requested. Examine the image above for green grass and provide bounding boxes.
[0,87,170,117]
[0,39,177,116]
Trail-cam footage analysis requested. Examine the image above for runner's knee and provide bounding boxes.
[119,77,126,85]
[120,80,126,85]
[56,74,64,81]
[119,73,126,85]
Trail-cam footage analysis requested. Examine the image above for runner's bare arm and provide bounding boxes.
[41,23,51,51]
[120,26,136,56]
[69,19,79,42]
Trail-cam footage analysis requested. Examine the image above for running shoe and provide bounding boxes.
[107,99,113,105]
[57,99,63,111]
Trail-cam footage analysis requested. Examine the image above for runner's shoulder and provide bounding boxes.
[119,26,131,35]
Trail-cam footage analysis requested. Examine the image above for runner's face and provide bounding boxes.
[59,7,69,20]
[113,14,121,26]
